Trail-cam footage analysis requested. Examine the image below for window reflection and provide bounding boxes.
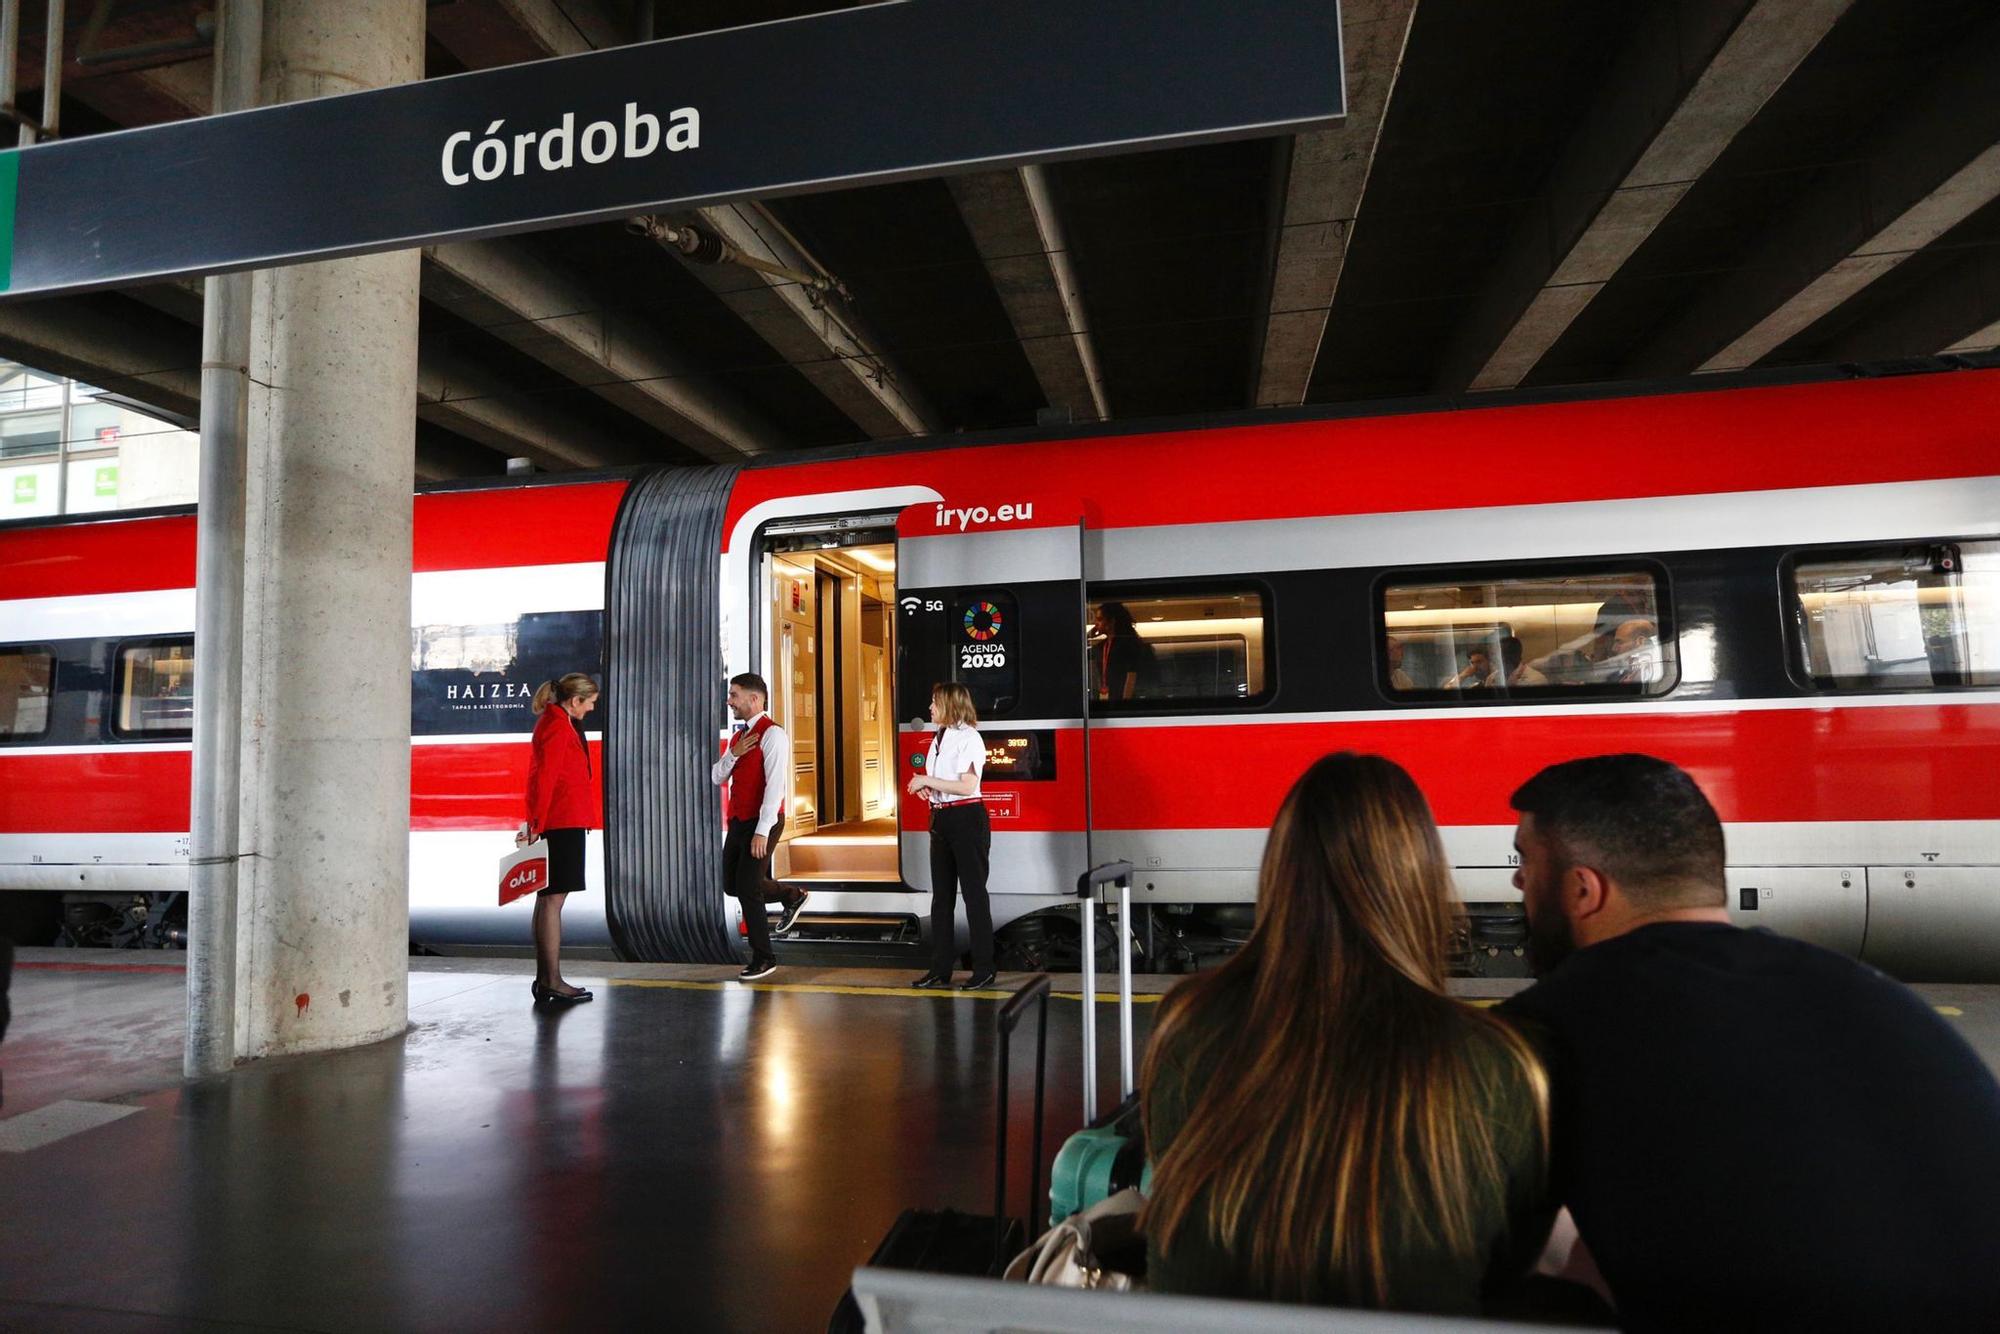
[1087,588,1268,706]
[0,647,52,738]
[412,621,519,673]
[1383,571,1673,698]
[117,640,194,735]
[1793,542,2000,690]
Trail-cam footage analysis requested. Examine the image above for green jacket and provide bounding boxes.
[1144,996,1551,1314]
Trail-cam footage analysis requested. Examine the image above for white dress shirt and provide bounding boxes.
[711,711,792,836]
[926,723,985,805]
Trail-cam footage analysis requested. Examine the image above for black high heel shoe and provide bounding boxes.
[911,973,950,989]
[532,980,593,1004]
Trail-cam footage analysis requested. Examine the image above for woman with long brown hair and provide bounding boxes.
[1141,752,1550,1312]
[521,672,601,1005]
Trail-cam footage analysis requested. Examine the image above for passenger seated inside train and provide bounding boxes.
[1497,636,1549,688]
[1605,617,1661,686]
[1439,646,1494,691]
[1384,634,1415,691]
[1141,752,1552,1315]
[1501,754,2000,1329]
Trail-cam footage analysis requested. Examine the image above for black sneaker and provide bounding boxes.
[738,957,777,982]
[960,971,998,991]
[775,889,810,934]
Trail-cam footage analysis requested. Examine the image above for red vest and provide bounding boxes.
[725,715,783,823]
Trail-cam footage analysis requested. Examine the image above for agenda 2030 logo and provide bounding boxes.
[960,601,1006,670]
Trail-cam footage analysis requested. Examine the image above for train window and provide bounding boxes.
[1087,587,1271,708]
[0,646,53,739]
[1381,569,1674,699]
[115,639,195,737]
[1789,542,2000,691]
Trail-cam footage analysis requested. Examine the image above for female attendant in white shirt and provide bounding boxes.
[907,682,995,990]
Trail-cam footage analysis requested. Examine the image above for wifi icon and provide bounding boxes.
[898,595,923,615]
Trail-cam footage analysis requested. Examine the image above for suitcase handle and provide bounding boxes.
[1075,861,1137,1123]
[994,973,1052,1268]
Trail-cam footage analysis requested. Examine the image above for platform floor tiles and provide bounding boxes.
[0,954,1162,1332]
[7,957,2000,1331]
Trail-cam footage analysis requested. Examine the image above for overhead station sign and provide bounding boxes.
[0,0,1343,298]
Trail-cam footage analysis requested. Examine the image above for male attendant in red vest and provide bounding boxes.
[713,672,806,981]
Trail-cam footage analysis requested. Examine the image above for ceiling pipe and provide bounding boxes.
[0,3,19,135]
[1019,164,1110,421]
[628,214,846,299]
[28,0,61,142]
[0,0,68,145]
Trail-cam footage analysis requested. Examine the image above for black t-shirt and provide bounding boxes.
[1097,632,1154,699]
[1502,923,2000,1331]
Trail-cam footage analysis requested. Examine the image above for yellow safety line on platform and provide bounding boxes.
[1937,1005,1965,1017]
[606,977,1164,1003]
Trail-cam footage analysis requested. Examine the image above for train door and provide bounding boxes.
[759,518,902,885]
[893,504,1090,963]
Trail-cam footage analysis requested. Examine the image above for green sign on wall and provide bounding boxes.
[12,473,34,504]
[94,464,118,497]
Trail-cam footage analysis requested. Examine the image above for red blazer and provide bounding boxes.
[525,704,602,833]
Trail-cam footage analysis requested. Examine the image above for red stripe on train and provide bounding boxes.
[898,703,2000,831]
[411,482,625,574]
[0,741,600,834]
[0,513,198,598]
[0,481,628,601]
[730,372,2000,540]
[2,706,1994,836]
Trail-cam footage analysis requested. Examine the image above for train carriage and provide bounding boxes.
[3,367,1997,978]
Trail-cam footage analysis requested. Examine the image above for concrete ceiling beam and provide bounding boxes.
[75,35,760,465]
[427,0,632,70]
[120,271,628,471]
[1626,14,2000,376]
[1254,0,1416,409]
[415,326,638,472]
[1693,143,2000,372]
[423,239,775,461]
[1944,318,2000,357]
[1799,246,2000,365]
[0,295,202,419]
[0,284,630,479]
[413,421,509,482]
[450,0,937,441]
[946,165,1107,423]
[673,201,941,439]
[63,56,212,127]
[1433,0,1852,393]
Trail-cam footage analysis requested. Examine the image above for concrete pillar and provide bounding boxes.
[234,0,424,1059]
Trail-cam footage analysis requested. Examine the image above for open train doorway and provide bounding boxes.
[759,517,902,887]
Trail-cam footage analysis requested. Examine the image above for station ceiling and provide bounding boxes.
[5,0,1999,479]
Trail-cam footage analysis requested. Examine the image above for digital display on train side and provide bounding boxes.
[981,730,1055,781]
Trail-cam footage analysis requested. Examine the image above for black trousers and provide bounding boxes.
[928,802,993,976]
[724,814,790,959]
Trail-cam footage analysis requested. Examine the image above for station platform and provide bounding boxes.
[4,954,2000,1331]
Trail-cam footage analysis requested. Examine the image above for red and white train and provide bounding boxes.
[2,368,1997,977]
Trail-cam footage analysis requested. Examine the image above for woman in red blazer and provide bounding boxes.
[522,672,602,1004]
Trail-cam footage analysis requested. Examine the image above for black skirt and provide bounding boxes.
[540,827,588,896]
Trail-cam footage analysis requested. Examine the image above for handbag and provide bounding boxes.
[498,837,551,906]
[1003,1187,1146,1290]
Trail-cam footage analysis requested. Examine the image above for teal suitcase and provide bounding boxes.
[1047,861,1149,1224]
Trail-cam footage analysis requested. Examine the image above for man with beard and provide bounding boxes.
[1501,754,2000,1331]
